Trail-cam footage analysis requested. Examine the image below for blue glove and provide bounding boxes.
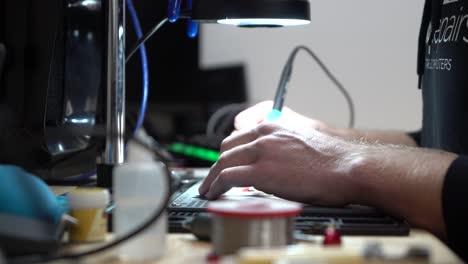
[0,165,68,225]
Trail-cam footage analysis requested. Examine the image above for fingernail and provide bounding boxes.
[198,186,207,195]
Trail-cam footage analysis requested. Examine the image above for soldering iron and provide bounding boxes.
[266,45,355,128]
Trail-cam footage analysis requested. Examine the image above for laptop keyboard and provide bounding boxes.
[168,181,409,236]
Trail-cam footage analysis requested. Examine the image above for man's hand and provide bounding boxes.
[199,121,457,239]
[199,122,363,205]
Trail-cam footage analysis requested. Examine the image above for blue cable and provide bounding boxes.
[62,171,97,183]
[127,0,150,137]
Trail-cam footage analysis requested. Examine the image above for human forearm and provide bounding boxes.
[350,145,457,238]
[329,128,419,147]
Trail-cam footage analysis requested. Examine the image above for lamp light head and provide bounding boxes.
[191,0,311,27]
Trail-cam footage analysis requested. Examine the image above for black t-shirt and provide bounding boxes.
[421,0,468,153]
[417,0,468,260]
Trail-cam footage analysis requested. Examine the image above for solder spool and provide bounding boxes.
[207,198,302,255]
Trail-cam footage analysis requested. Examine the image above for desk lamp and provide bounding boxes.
[169,0,310,36]
[98,0,311,187]
[190,0,311,27]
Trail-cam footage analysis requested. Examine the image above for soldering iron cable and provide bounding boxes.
[126,18,169,63]
[268,45,355,129]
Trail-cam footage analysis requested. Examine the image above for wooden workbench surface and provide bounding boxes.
[51,231,461,264]
[49,186,461,263]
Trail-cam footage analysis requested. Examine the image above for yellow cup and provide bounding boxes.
[68,188,110,242]
[70,208,108,242]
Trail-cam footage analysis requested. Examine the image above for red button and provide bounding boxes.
[323,225,341,246]
[206,252,220,263]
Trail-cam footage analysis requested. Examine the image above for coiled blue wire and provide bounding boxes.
[127,0,149,137]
